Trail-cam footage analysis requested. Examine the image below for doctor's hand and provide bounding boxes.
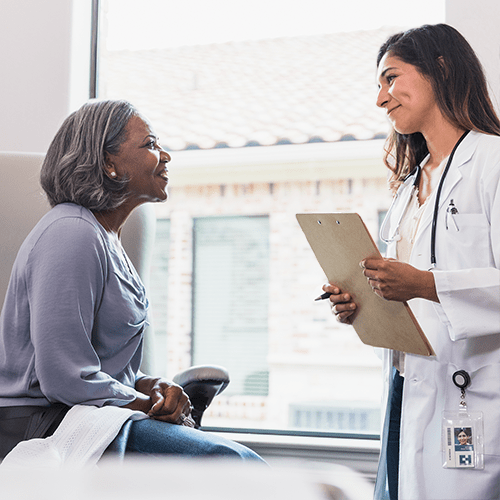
[361,257,439,303]
[322,283,357,324]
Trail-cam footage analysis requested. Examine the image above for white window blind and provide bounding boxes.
[192,216,269,396]
[150,218,171,337]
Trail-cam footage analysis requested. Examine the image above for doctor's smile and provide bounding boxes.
[387,105,401,116]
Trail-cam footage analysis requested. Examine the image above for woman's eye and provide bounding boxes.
[386,74,396,84]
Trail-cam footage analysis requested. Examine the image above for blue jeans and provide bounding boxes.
[108,418,265,462]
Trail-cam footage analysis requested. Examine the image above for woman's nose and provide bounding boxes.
[376,86,389,108]
[160,149,171,163]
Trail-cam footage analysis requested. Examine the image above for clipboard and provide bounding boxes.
[296,213,434,356]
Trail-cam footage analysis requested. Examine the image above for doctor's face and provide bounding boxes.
[376,53,442,136]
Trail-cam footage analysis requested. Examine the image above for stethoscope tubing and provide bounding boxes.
[429,130,470,266]
[380,130,470,268]
[379,167,420,244]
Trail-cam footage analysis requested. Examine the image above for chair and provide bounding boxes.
[0,151,228,429]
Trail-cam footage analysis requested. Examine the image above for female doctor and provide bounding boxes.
[323,24,500,500]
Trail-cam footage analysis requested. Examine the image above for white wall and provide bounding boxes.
[0,0,92,153]
[446,0,500,111]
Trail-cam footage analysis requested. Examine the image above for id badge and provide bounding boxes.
[442,410,484,469]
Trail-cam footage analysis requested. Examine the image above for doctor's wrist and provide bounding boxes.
[419,270,440,303]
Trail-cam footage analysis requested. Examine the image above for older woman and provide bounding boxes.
[323,24,500,500]
[0,99,263,462]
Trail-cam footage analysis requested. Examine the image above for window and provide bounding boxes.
[149,219,171,365]
[97,0,445,435]
[192,216,270,397]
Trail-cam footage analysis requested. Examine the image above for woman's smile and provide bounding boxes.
[157,167,169,182]
[376,54,441,135]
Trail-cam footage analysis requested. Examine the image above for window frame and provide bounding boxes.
[90,0,100,99]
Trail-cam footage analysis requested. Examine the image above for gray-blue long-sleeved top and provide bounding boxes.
[0,203,149,407]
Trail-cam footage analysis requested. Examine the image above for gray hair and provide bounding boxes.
[40,99,139,211]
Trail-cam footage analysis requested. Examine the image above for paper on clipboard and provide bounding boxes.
[296,213,434,356]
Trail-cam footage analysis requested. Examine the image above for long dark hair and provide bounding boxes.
[377,24,500,189]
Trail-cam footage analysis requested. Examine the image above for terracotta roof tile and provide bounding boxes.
[101,27,400,150]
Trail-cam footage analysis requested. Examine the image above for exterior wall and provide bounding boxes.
[151,147,393,430]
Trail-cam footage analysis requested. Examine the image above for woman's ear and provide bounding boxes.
[104,154,118,179]
[105,165,118,179]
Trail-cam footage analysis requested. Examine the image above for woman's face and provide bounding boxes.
[457,431,468,445]
[376,53,441,135]
[107,115,171,206]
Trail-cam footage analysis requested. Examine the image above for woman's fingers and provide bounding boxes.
[332,300,356,316]
[360,258,384,291]
[332,300,356,324]
[322,284,357,324]
[322,283,339,294]
[153,401,194,425]
[360,258,437,302]
[176,401,195,427]
[148,382,190,421]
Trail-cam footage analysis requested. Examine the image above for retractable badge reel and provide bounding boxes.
[442,370,484,469]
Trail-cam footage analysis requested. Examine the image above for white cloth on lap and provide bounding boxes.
[1,405,147,468]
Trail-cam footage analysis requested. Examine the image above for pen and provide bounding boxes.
[314,292,332,301]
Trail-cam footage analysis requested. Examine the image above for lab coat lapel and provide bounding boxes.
[414,167,462,242]
[412,132,478,245]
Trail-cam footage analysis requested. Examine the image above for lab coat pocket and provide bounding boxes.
[443,213,491,267]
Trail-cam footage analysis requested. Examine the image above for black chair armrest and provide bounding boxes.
[173,365,230,428]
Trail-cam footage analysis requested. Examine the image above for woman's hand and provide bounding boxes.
[322,283,357,324]
[361,257,439,302]
[134,376,194,425]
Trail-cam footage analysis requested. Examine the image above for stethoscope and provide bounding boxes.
[379,130,470,268]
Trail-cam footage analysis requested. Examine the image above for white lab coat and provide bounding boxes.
[376,131,500,500]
